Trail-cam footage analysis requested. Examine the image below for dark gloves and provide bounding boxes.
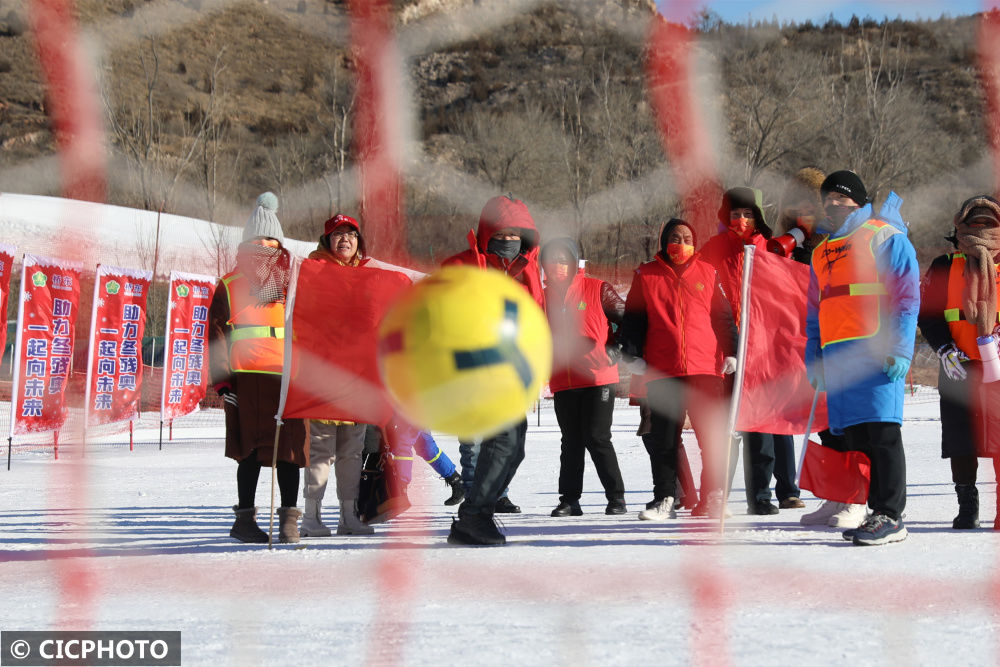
[218,386,238,408]
[605,343,622,366]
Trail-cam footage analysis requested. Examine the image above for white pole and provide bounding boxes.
[796,388,821,485]
[720,245,755,533]
[159,272,176,426]
[7,256,29,444]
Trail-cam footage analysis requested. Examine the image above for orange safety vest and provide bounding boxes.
[812,219,896,348]
[944,253,1000,360]
[220,271,285,375]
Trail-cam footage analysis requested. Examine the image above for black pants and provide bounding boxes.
[553,385,625,503]
[237,455,299,509]
[645,376,725,501]
[843,422,905,520]
[740,433,801,504]
[459,418,527,519]
[950,455,1000,485]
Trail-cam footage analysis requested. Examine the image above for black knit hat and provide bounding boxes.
[820,170,868,207]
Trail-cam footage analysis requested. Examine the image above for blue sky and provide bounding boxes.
[655,0,988,24]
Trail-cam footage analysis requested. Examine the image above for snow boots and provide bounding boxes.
[953,484,980,530]
[230,505,268,544]
[277,507,302,544]
[300,498,332,537]
[338,500,375,535]
[443,472,465,506]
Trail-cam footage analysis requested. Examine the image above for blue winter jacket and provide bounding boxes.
[805,194,920,433]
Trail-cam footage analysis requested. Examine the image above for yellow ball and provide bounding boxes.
[377,265,552,440]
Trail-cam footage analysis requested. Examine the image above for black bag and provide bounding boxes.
[358,451,410,525]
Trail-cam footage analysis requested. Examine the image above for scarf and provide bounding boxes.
[956,225,1000,336]
[236,243,290,305]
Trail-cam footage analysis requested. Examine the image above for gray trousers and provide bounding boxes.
[303,421,366,502]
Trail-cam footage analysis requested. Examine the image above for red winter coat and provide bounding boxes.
[699,229,769,327]
[621,254,737,380]
[545,271,621,392]
[442,196,544,307]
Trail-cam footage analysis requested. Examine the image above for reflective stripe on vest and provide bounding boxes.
[944,253,1000,360]
[812,220,896,348]
[221,271,285,375]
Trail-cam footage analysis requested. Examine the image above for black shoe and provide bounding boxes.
[748,501,779,515]
[551,501,583,517]
[605,498,627,515]
[443,472,465,506]
[447,516,506,546]
[494,497,521,514]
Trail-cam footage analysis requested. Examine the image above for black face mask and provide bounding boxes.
[487,238,521,260]
[823,203,856,230]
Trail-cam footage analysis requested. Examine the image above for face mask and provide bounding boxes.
[546,264,570,282]
[824,204,855,229]
[487,238,521,260]
[729,216,753,237]
[667,243,695,265]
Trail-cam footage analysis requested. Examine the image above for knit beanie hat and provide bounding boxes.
[820,170,868,208]
[242,191,285,244]
[540,237,581,267]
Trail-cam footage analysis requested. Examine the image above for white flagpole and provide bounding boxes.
[269,256,300,549]
[796,388,821,485]
[8,256,30,447]
[720,245,755,533]
[160,272,176,429]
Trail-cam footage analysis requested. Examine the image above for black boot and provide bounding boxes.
[447,514,506,546]
[494,497,521,513]
[953,484,980,529]
[551,500,583,517]
[443,472,465,506]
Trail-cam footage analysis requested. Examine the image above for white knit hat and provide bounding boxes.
[242,191,284,244]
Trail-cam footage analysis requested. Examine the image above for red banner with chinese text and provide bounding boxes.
[84,265,152,427]
[0,244,15,355]
[160,271,216,421]
[9,254,83,436]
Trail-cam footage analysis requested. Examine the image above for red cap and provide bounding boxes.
[324,213,360,237]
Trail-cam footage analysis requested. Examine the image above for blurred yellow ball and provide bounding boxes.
[377,266,551,440]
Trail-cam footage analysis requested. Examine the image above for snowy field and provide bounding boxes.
[2,392,999,666]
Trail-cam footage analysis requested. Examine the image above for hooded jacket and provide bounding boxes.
[442,195,544,307]
[541,237,624,392]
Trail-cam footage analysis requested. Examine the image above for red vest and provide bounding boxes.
[812,220,894,348]
[220,271,285,375]
[632,255,722,378]
[545,273,619,392]
[944,253,1000,360]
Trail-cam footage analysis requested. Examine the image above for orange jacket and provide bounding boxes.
[218,271,285,375]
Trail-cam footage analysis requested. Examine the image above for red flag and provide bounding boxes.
[736,250,829,434]
[10,254,83,436]
[161,271,217,422]
[279,259,411,426]
[799,439,871,504]
[84,265,152,426]
[0,244,15,355]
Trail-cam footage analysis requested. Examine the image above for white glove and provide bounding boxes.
[721,356,737,375]
[624,357,647,375]
[937,343,968,381]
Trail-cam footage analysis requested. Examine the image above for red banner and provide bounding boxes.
[736,250,829,434]
[161,270,216,421]
[84,265,152,426]
[0,244,15,355]
[279,259,411,426]
[9,254,83,436]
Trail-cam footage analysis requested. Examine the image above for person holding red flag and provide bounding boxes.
[701,187,804,515]
[918,195,1000,530]
[209,192,308,544]
[619,218,738,521]
[442,194,543,545]
[540,237,627,517]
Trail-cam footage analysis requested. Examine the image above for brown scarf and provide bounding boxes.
[236,243,291,304]
[956,225,1000,336]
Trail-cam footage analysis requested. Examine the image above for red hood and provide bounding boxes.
[475,195,539,253]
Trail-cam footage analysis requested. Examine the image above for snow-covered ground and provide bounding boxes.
[2,393,999,666]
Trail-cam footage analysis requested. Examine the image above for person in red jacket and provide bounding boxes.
[442,194,543,545]
[700,187,804,515]
[541,237,627,517]
[619,219,738,521]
